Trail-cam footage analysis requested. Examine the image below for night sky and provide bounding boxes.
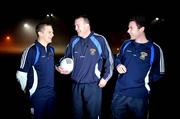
[0,2,171,54]
[0,1,176,74]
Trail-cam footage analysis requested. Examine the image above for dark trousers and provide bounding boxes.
[72,82,102,119]
[111,94,148,119]
[30,90,57,119]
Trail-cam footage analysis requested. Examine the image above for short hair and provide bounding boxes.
[35,21,53,36]
[129,16,147,29]
[130,16,152,36]
[75,15,90,25]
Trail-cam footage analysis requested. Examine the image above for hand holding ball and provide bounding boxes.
[58,58,74,74]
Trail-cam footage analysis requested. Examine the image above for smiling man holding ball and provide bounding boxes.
[56,15,114,119]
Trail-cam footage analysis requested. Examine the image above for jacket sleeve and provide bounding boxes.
[114,49,123,68]
[16,46,36,92]
[114,40,130,67]
[149,43,165,82]
[16,71,28,92]
[101,37,114,81]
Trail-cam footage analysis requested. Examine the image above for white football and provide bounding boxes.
[59,58,74,73]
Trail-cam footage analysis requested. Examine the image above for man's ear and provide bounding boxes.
[38,31,42,36]
[140,26,145,32]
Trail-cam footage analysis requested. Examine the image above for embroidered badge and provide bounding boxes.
[140,52,148,60]
[90,48,96,55]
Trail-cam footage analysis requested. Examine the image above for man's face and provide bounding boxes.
[40,25,54,44]
[127,21,142,39]
[74,18,88,37]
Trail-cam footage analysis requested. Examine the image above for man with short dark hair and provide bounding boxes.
[111,16,165,119]
[16,22,57,119]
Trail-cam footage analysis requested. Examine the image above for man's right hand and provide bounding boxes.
[116,64,127,74]
[55,66,71,75]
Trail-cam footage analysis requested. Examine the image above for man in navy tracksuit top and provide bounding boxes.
[16,22,57,119]
[56,15,114,119]
[111,16,165,119]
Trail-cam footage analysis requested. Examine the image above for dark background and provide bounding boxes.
[0,1,177,118]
